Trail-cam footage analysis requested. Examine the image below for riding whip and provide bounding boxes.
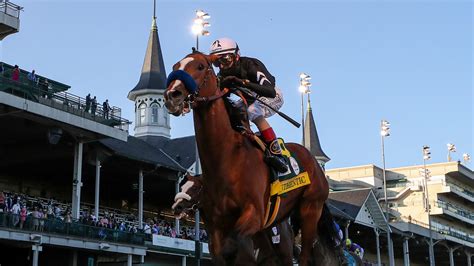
[236,87,301,128]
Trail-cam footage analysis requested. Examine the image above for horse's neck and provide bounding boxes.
[193,99,243,175]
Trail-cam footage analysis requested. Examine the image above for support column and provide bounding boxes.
[94,156,101,220]
[72,250,78,266]
[374,228,381,266]
[72,141,83,220]
[444,245,462,266]
[466,251,471,266]
[194,145,201,266]
[127,254,133,266]
[344,220,350,241]
[389,236,395,266]
[138,169,144,230]
[403,237,410,266]
[32,245,42,266]
[182,256,187,266]
[449,247,455,266]
[175,180,180,235]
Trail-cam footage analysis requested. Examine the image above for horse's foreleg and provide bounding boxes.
[298,200,324,266]
[235,204,262,236]
[209,229,226,265]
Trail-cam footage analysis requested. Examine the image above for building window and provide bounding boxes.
[137,103,146,126]
[151,104,159,124]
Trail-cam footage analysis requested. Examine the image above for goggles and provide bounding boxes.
[213,53,236,68]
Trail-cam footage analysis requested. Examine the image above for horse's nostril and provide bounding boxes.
[170,90,182,99]
[175,206,183,213]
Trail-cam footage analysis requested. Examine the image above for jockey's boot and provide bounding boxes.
[265,139,289,173]
[260,127,288,173]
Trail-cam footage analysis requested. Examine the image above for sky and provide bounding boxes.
[2,0,472,170]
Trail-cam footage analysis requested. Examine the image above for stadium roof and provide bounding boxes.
[99,135,196,172]
[329,188,390,232]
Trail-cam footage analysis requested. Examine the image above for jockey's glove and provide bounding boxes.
[220,76,244,88]
[221,76,277,99]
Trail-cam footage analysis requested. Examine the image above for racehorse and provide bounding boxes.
[173,174,294,265]
[164,51,333,265]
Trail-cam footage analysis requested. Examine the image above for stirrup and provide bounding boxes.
[265,140,288,173]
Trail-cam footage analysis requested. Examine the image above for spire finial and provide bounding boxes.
[151,0,157,31]
[307,91,312,111]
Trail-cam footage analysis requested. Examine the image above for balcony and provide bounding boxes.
[0,212,145,245]
[431,220,474,246]
[0,1,22,40]
[441,182,474,202]
[433,200,474,225]
[0,63,131,131]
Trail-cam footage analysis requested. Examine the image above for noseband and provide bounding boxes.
[166,55,228,109]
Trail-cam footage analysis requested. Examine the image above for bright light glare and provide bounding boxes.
[299,85,307,93]
[192,24,203,35]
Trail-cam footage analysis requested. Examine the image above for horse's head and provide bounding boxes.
[164,52,219,116]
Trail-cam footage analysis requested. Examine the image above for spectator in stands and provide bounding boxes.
[0,191,5,212]
[102,99,110,119]
[27,69,38,84]
[19,205,27,229]
[5,193,12,211]
[32,206,41,231]
[54,204,61,219]
[39,208,46,232]
[91,96,97,116]
[12,65,20,81]
[10,200,20,227]
[85,93,91,113]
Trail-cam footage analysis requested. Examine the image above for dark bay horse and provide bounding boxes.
[164,52,331,265]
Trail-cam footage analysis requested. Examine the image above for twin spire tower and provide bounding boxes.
[128,0,170,139]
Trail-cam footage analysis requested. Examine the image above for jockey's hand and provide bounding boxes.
[221,76,244,88]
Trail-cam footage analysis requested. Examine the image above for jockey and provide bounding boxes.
[210,37,288,173]
[345,238,364,260]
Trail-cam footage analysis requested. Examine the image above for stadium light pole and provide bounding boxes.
[422,145,435,266]
[380,119,394,266]
[192,9,210,51]
[447,143,456,162]
[191,10,209,266]
[299,73,311,145]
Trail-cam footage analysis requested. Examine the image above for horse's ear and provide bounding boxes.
[208,54,219,64]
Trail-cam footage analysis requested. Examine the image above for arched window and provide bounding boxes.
[137,103,146,126]
[151,103,159,124]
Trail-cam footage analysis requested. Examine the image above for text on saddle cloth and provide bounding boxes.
[269,139,310,196]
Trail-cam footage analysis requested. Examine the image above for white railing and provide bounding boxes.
[0,1,22,19]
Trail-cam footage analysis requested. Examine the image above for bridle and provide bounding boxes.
[167,53,229,111]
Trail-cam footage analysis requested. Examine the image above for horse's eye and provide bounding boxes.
[198,64,205,71]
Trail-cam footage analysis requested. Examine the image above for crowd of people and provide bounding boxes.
[1,64,113,119]
[84,93,110,119]
[0,191,208,242]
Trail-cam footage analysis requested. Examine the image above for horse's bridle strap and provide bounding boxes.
[192,88,229,104]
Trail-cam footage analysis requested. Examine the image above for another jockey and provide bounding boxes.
[345,238,364,260]
[209,37,288,173]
